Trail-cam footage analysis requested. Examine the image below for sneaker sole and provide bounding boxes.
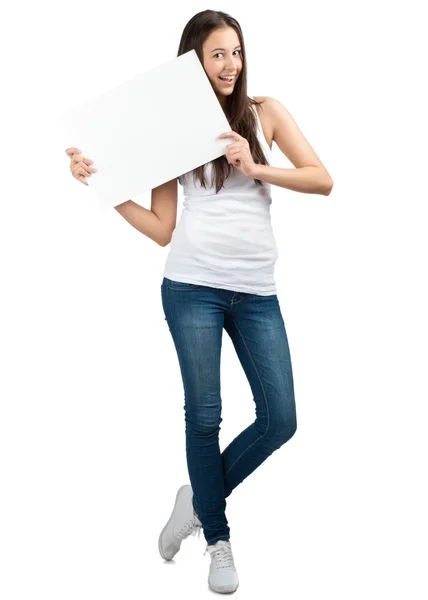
[208,581,239,594]
[158,484,190,560]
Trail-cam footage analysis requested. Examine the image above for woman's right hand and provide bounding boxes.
[65,147,97,186]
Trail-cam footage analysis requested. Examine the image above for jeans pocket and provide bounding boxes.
[167,279,201,290]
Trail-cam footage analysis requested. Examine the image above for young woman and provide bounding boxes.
[66,9,333,595]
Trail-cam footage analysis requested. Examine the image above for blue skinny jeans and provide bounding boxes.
[161,277,297,546]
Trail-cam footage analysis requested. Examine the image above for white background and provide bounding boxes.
[1,1,427,598]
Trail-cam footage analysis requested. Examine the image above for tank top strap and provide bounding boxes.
[251,97,271,156]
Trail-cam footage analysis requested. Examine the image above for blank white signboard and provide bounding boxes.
[58,49,232,207]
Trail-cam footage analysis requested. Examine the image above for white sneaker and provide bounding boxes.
[158,484,202,560]
[205,540,239,594]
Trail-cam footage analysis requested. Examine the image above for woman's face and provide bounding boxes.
[202,27,243,105]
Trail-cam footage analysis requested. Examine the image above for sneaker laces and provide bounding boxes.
[176,517,202,541]
[204,541,235,569]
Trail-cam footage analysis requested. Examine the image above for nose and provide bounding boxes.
[224,54,238,72]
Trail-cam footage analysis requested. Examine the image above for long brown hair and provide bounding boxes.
[177,10,269,194]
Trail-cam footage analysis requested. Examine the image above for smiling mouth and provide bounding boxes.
[218,75,236,87]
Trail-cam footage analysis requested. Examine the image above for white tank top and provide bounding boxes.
[163,100,279,296]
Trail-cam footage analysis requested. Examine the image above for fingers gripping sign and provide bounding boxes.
[217,131,257,178]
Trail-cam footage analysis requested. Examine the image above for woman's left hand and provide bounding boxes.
[217,131,258,177]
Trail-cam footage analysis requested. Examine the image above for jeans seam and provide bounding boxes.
[223,314,271,480]
[163,285,183,386]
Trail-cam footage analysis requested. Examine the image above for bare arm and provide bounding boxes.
[114,201,168,245]
[252,97,333,195]
[114,178,178,246]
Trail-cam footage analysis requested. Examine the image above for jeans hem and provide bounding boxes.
[206,536,230,546]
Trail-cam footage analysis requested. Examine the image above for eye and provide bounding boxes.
[214,50,242,58]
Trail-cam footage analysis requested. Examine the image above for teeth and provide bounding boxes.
[220,76,234,80]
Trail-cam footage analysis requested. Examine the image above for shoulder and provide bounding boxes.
[253,96,298,140]
[252,95,277,105]
[252,95,281,119]
[252,95,272,111]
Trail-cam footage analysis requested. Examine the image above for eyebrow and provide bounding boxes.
[211,45,241,52]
